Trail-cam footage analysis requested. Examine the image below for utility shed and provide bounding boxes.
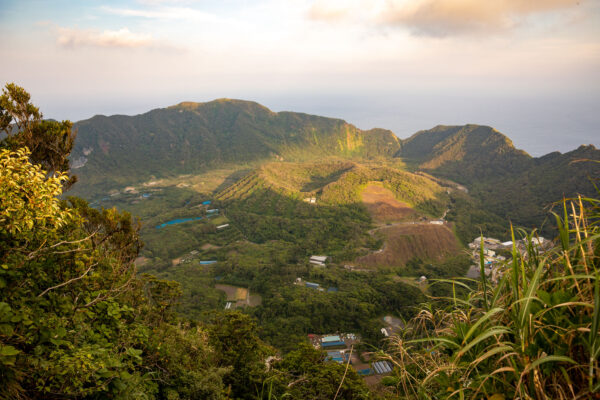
[326,351,345,363]
[321,340,346,348]
[321,335,345,348]
[322,335,341,343]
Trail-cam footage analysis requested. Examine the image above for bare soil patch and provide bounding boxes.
[201,243,220,250]
[215,284,239,301]
[134,256,149,267]
[357,223,460,268]
[361,182,415,223]
[171,257,183,266]
[215,284,262,308]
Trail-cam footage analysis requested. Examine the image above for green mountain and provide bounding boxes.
[398,124,533,181]
[70,99,400,197]
[69,99,600,234]
[398,124,600,229]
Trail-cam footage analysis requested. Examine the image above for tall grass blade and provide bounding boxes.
[479,234,489,312]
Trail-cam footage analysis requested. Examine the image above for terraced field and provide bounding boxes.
[357,223,461,268]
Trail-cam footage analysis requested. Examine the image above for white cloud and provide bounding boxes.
[380,0,583,36]
[100,5,220,23]
[307,0,585,36]
[56,27,153,48]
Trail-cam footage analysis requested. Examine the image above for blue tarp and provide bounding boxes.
[200,260,217,265]
[327,287,338,293]
[202,200,211,205]
[156,217,203,229]
[326,351,345,363]
[321,341,346,348]
[357,369,372,376]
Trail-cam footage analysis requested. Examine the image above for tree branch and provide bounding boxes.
[38,262,98,297]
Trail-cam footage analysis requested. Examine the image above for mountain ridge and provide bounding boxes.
[68,99,600,234]
[70,99,401,197]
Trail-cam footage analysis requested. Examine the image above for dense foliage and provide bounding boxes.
[0,85,378,399]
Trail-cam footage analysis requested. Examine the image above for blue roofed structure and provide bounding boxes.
[321,341,346,348]
[326,351,345,363]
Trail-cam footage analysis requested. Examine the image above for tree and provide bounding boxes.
[0,87,230,399]
[0,83,77,188]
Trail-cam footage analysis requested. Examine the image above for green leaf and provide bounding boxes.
[0,345,20,357]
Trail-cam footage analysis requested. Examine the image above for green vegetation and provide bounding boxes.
[399,124,600,235]
[0,85,388,399]
[69,100,401,198]
[4,84,599,398]
[382,194,600,398]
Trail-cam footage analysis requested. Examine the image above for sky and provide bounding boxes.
[1,0,599,156]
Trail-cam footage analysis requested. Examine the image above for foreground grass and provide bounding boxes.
[383,195,600,399]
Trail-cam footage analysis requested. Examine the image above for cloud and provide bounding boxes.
[307,0,584,36]
[307,0,353,22]
[101,5,220,23]
[56,27,153,48]
[380,0,583,36]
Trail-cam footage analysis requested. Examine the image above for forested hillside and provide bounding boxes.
[399,124,600,230]
[70,100,401,197]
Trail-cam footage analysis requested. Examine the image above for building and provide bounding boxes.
[310,255,328,266]
[372,361,393,374]
[216,224,229,230]
[321,335,346,349]
[305,281,320,289]
[326,351,347,363]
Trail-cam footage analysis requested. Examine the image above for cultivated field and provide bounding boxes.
[215,284,262,307]
[356,223,461,268]
[361,182,416,223]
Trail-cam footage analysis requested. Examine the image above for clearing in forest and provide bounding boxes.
[357,224,461,268]
[361,182,415,223]
[215,284,262,308]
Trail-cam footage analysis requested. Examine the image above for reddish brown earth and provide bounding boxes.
[361,183,415,223]
[357,223,461,268]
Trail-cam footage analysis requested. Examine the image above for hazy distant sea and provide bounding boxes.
[265,93,599,157]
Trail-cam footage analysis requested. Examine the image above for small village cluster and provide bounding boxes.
[466,235,551,282]
[307,333,393,376]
